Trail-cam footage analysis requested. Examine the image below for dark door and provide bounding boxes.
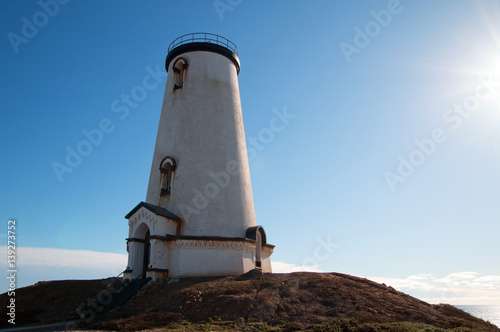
[142,230,150,279]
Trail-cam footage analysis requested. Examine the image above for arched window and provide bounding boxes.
[159,156,176,196]
[173,58,187,90]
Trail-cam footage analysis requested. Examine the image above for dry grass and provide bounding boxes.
[2,272,498,332]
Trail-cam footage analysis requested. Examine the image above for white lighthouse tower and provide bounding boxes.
[123,33,274,280]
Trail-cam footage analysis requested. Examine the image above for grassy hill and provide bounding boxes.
[1,271,498,331]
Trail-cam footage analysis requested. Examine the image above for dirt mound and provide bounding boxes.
[1,272,498,331]
[97,272,498,330]
[0,278,115,329]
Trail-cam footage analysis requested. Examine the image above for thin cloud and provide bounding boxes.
[371,272,500,305]
[0,246,129,290]
[272,261,322,273]
[0,245,127,270]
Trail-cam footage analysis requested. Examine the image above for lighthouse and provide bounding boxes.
[123,33,274,280]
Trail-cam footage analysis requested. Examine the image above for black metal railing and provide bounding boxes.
[168,32,239,56]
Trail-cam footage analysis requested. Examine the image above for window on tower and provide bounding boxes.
[173,58,187,90]
[159,156,176,196]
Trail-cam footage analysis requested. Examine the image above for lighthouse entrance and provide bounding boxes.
[142,230,151,279]
[133,223,151,279]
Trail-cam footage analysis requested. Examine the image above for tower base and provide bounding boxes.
[125,236,273,281]
[124,201,274,281]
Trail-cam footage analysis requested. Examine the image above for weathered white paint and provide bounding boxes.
[128,207,178,238]
[168,240,252,277]
[145,50,255,238]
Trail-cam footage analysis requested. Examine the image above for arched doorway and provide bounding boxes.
[134,223,151,279]
[142,230,151,279]
[246,226,267,270]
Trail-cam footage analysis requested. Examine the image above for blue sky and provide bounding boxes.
[1,0,500,305]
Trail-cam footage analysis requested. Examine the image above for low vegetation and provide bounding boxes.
[1,272,498,331]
